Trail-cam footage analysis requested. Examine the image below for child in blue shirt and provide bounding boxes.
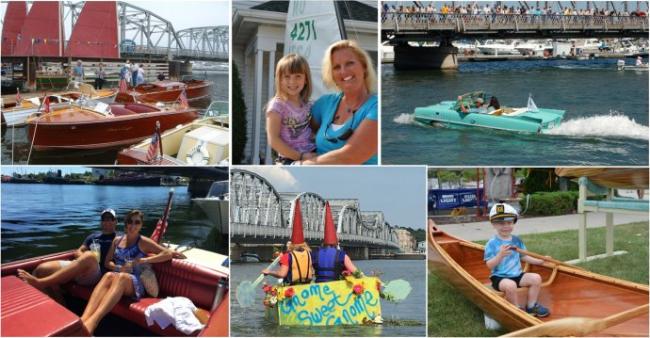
[484,203,550,317]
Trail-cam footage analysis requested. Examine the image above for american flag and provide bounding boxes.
[16,88,22,103]
[146,124,161,162]
[178,88,189,108]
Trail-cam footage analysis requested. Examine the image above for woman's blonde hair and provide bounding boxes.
[274,53,312,103]
[322,40,376,93]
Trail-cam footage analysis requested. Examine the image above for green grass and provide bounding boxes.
[428,222,649,337]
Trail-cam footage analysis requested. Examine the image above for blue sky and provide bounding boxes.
[240,166,427,229]
[0,0,230,33]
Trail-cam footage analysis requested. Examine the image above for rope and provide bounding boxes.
[11,124,15,164]
[26,116,41,164]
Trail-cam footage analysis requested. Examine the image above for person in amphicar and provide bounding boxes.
[484,203,550,318]
[458,95,469,113]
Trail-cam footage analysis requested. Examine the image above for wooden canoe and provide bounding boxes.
[428,223,649,336]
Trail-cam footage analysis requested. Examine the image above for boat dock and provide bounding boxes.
[382,52,634,64]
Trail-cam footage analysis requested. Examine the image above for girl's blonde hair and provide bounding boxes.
[274,53,312,102]
[322,40,377,93]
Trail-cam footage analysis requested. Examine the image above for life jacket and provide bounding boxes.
[312,247,345,283]
[285,249,313,284]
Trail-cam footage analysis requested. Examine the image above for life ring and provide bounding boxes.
[186,141,210,165]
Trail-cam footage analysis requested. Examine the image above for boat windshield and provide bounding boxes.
[75,98,112,115]
[205,101,228,117]
[207,181,229,198]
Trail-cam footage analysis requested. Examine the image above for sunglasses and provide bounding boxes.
[492,217,515,224]
[325,125,354,143]
[101,217,115,222]
[126,219,142,225]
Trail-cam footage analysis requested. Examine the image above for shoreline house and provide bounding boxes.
[232,1,378,164]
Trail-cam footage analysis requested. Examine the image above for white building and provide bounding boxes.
[232,1,378,164]
[394,228,416,253]
[417,240,426,253]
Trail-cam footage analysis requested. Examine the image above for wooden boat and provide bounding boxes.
[1,82,118,127]
[116,116,228,165]
[0,198,230,337]
[115,79,212,107]
[428,224,649,336]
[27,100,199,151]
[263,276,383,326]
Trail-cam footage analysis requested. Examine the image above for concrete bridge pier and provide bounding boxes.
[394,42,458,70]
[168,60,193,80]
[345,246,370,260]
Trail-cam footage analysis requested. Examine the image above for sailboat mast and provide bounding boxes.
[333,1,347,40]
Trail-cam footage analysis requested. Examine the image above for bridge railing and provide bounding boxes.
[382,13,649,32]
[120,45,229,60]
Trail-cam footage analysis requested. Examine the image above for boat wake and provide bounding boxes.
[544,113,649,141]
[393,113,415,125]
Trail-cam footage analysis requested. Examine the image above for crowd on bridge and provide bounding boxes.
[382,2,647,18]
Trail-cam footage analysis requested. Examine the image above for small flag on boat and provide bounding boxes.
[527,93,538,112]
[16,88,22,103]
[146,122,162,162]
[118,79,128,93]
[43,96,51,114]
[178,88,189,108]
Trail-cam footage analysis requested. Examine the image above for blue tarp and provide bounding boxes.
[428,188,486,211]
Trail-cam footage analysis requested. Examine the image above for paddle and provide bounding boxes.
[382,279,412,302]
[502,303,649,337]
[236,256,281,308]
[512,247,586,271]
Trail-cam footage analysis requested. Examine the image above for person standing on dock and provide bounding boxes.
[94,63,106,90]
[312,202,358,282]
[72,60,85,83]
[131,63,140,86]
[120,61,132,89]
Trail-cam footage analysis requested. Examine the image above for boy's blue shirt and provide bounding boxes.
[484,235,527,277]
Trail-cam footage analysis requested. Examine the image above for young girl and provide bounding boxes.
[266,54,317,164]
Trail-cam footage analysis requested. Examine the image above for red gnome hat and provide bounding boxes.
[323,202,338,245]
[290,199,305,245]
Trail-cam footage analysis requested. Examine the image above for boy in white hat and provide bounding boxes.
[484,202,550,317]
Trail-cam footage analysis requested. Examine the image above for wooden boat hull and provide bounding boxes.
[264,276,382,326]
[27,104,198,151]
[428,225,649,335]
[115,80,212,107]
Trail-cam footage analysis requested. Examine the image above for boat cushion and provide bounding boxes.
[1,276,88,337]
[65,259,222,336]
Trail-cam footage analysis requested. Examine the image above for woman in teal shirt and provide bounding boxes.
[302,40,378,165]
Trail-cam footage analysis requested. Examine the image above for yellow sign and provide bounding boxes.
[267,276,382,326]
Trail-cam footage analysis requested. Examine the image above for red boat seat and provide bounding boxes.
[1,276,88,337]
[124,103,159,114]
[110,105,137,116]
[65,258,225,336]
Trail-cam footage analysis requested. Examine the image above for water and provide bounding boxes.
[382,58,649,165]
[1,70,228,165]
[231,260,426,337]
[0,183,227,263]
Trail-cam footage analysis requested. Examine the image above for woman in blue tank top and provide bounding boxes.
[80,210,173,334]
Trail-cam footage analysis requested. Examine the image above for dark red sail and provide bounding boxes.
[14,1,64,56]
[1,1,27,56]
[65,1,119,58]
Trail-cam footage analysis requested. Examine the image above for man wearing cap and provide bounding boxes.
[262,199,314,285]
[484,203,550,317]
[17,209,120,291]
[312,202,358,283]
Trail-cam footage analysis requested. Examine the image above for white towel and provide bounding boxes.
[144,297,205,334]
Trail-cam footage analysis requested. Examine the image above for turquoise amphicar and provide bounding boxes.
[414,92,565,134]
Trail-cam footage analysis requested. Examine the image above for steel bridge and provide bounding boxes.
[230,169,400,250]
[62,1,228,61]
[382,13,649,41]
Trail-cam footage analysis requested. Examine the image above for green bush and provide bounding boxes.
[232,63,248,164]
[525,191,579,216]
